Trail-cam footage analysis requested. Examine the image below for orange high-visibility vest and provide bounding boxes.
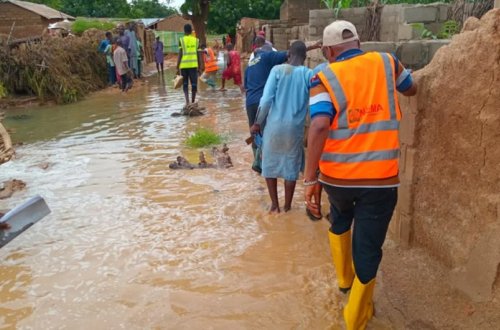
[204,47,218,73]
[317,52,402,180]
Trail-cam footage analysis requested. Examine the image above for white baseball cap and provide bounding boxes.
[323,20,359,47]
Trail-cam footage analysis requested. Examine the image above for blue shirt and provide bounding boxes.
[244,50,288,108]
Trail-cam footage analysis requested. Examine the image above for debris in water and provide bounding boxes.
[0,179,27,199]
[169,144,233,169]
[171,103,205,117]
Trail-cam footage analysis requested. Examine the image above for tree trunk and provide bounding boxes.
[182,0,210,46]
[192,16,207,46]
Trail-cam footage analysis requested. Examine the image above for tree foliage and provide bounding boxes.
[207,0,282,35]
[30,0,177,18]
[180,0,211,45]
[129,0,177,18]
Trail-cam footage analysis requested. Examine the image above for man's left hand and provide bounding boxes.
[250,124,261,134]
[304,183,322,216]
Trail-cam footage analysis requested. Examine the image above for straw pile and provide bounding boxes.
[0,33,107,104]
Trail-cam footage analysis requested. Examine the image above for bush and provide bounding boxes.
[71,19,116,35]
[186,128,223,148]
[0,82,6,99]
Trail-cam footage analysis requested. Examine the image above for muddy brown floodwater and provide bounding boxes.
[0,72,353,329]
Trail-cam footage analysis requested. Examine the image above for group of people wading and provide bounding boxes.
[176,20,417,330]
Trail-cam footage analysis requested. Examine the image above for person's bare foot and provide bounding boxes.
[0,222,11,230]
[284,205,291,212]
[219,88,227,91]
[269,205,280,214]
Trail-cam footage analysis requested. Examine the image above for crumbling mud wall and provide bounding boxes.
[393,8,500,302]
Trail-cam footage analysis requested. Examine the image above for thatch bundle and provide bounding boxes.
[0,121,13,165]
[0,34,107,104]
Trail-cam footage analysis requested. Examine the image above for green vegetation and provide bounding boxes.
[322,0,353,17]
[71,19,116,35]
[30,0,177,18]
[0,83,6,99]
[411,20,460,40]
[186,128,223,148]
[207,0,282,36]
[438,20,460,39]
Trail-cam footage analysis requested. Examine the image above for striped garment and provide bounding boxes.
[309,49,413,122]
[308,49,414,188]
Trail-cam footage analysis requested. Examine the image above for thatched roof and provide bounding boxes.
[4,0,75,20]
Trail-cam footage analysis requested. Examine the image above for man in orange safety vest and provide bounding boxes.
[304,20,417,330]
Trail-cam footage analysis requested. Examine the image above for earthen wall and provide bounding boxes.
[280,0,323,23]
[394,9,500,302]
[156,15,191,33]
[0,3,46,39]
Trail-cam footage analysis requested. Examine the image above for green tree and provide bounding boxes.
[31,0,130,17]
[61,0,131,17]
[129,0,177,18]
[207,0,282,36]
[180,0,211,45]
[30,0,63,10]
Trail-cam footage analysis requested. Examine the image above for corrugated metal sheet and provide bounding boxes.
[138,18,162,28]
[6,0,75,20]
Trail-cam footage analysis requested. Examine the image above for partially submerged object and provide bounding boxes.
[169,144,233,169]
[0,195,51,248]
[0,121,14,164]
[0,179,26,199]
[171,103,205,117]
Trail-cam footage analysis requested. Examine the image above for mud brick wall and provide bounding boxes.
[393,9,500,302]
[309,4,452,43]
[280,0,322,24]
[0,3,46,39]
[156,15,191,33]
[306,40,449,72]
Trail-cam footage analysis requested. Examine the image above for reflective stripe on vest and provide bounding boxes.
[180,36,199,69]
[204,48,218,72]
[317,52,402,180]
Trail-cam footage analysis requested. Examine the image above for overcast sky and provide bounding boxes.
[126,0,183,10]
[168,0,184,9]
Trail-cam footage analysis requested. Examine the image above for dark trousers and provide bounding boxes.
[246,103,260,170]
[107,64,116,85]
[323,184,398,284]
[181,68,198,93]
[246,103,259,127]
[120,74,130,91]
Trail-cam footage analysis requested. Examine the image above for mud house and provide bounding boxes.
[0,0,74,40]
[143,14,190,32]
[143,14,191,54]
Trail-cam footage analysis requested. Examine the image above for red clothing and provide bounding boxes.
[222,50,242,85]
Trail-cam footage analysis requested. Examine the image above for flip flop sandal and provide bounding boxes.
[306,208,322,221]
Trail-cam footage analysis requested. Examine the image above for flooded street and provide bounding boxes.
[0,73,344,329]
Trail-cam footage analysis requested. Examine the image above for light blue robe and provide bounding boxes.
[255,64,313,181]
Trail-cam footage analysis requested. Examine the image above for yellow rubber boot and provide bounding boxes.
[343,277,376,330]
[328,230,355,293]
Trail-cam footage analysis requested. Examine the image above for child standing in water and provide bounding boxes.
[250,41,313,213]
[220,44,244,93]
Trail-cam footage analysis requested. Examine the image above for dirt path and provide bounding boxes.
[373,239,500,329]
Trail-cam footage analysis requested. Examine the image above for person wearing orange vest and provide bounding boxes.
[304,21,417,330]
[200,44,219,90]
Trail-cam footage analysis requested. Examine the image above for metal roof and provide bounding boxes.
[4,0,75,20]
[137,18,163,28]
